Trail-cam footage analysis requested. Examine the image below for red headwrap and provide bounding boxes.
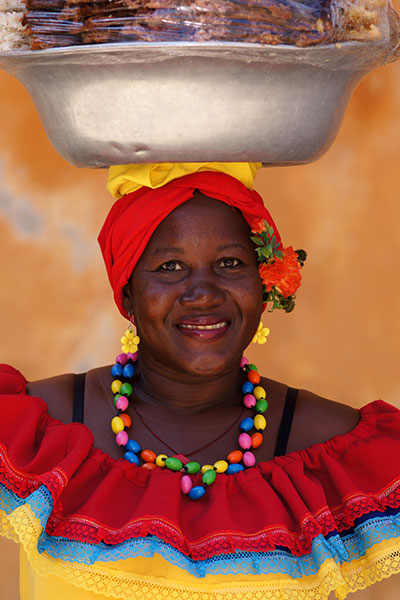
[98,171,281,318]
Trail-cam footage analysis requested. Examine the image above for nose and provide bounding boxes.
[180,273,225,309]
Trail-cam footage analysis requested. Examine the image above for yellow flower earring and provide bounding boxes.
[252,320,270,345]
[120,313,140,354]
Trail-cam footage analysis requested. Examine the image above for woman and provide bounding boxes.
[0,162,399,600]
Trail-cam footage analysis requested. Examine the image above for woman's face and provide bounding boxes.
[123,194,263,379]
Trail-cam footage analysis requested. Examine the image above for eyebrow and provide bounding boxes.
[151,243,247,256]
[151,246,185,255]
[216,243,247,251]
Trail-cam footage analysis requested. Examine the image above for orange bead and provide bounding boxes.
[248,370,261,385]
[142,462,157,470]
[120,413,132,428]
[227,450,243,464]
[141,449,157,463]
[251,432,263,448]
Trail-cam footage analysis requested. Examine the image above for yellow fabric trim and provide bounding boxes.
[2,504,400,600]
[106,162,262,199]
[334,537,400,600]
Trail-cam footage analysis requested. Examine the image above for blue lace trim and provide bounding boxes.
[37,513,400,577]
[1,481,400,579]
[0,481,52,529]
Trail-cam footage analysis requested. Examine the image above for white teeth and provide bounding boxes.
[180,322,227,330]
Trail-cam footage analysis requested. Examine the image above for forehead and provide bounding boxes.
[147,194,251,248]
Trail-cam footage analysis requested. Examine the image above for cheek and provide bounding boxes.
[231,273,264,319]
[239,267,263,299]
[131,281,177,329]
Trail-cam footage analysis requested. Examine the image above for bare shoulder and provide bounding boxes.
[286,388,361,453]
[25,366,112,425]
[26,373,75,423]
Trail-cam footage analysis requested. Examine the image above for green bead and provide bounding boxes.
[113,394,122,407]
[120,382,133,396]
[256,398,269,413]
[185,461,201,474]
[202,469,217,486]
[247,363,258,371]
[165,457,183,471]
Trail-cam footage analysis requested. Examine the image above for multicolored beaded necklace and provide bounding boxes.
[110,332,268,500]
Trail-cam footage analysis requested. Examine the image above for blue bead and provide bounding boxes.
[227,463,245,474]
[188,486,206,500]
[241,381,254,394]
[111,363,123,377]
[240,417,254,432]
[123,363,135,378]
[124,451,139,465]
[126,439,141,454]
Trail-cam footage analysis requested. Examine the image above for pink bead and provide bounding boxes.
[127,352,138,362]
[243,451,256,467]
[243,394,256,409]
[238,432,252,450]
[116,431,129,446]
[116,396,129,411]
[180,475,193,494]
[116,353,128,366]
[240,356,249,368]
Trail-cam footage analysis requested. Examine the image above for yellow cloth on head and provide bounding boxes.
[107,162,262,199]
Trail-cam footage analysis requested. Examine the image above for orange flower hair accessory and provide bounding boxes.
[251,220,307,313]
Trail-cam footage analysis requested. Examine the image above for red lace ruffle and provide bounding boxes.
[1,364,400,560]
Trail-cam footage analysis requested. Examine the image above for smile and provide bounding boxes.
[179,322,228,330]
[177,320,230,339]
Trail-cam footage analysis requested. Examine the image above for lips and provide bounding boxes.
[177,318,230,339]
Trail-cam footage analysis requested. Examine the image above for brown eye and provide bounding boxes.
[159,261,183,272]
[218,258,240,268]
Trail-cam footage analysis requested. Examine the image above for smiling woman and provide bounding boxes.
[0,162,400,600]
[124,195,263,378]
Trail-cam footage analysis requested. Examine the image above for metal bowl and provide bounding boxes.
[0,40,397,168]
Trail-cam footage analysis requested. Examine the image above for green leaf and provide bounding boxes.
[284,298,295,313]
[295,249,307,264]
[250,236,264,246]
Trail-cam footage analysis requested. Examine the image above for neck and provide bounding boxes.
[133,355,246,415]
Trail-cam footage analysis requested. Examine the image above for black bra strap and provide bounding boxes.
[274,387,298,457]
[72,373,86,424]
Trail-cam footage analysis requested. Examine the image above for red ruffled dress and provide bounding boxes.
[1,364,400,600]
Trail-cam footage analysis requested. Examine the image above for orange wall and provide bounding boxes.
[0,31,399,600]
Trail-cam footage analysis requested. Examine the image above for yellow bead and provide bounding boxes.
[111,380,122,394]
[156,454,168,467]
[258,336,267,344]
[261,327,270,337]
[254,414,266,431]
[133,335,140,345]
[201,464,214,474]
[120,336,128,344]
[111,416,125,434]
[253,386,266,400]
[125,329,134,339]
[214,460,228,474]
[252,334,258,343]
[121,344,130,353]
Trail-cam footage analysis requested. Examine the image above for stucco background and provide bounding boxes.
[0,20,399,600]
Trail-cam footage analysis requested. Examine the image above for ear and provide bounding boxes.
[122,283,134,316]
